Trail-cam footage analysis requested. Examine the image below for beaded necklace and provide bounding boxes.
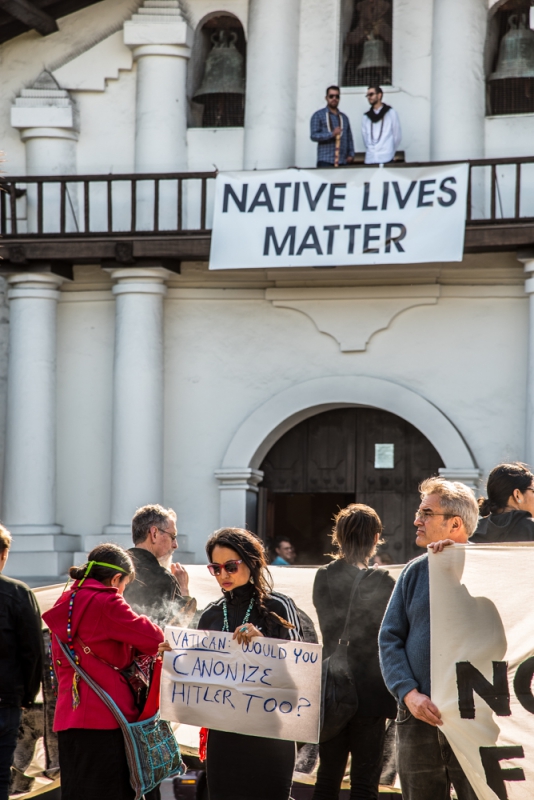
[66,589,81,708]
[222,596,254,633]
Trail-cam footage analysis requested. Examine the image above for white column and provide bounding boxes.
[104,268,172,539]
[124,1,192,173]
[3,274,63,535]
[522,257,534,466]
[11,71,78,232]
[243,0,301,170]
[430,0,487,160]
[214,468,264,528]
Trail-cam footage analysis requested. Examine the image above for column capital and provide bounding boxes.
[438,468,481,492]
[518,251,534,293]
[124,1,192,52]
[214,468,264,493]
[11,71,78,138]
[106,266,174,296]
[7,272,64,301]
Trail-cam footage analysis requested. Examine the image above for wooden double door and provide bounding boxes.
[258,407,444,565]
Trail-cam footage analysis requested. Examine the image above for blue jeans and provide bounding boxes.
[0,707,21,800]
[396,708,477,800]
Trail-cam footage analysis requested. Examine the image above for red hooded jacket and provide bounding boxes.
[43,579,163,731]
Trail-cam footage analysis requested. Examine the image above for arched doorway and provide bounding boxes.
[258,407,444,564]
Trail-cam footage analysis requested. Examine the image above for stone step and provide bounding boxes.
[16,576,68,589]
[10,533,81,553]
[138,7,183,14]
[73,549,196,566]
[143,0,182,6]
[6,550,78,578]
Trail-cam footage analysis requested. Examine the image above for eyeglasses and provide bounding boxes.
[366,93,376,98]
[207,559,243,576]
[328,94,340,99]
[414,510,453,521]
[156,527,177,541]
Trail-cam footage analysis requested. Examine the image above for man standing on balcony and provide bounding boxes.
[310,86,355,167]
[362,86,401,164]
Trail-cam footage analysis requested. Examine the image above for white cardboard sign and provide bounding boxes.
[160,626,322,743]
[209,164,468,269]
[430,544,534,800]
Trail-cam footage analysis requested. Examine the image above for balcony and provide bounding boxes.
[0,156,533,274]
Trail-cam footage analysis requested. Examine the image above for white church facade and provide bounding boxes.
[0,0,533,581]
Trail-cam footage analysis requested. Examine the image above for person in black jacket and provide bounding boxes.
[312,504,396,800]
[124,504,196,627]
[198,527,302,800]
[0,527,43,800]
[471,462,534,543]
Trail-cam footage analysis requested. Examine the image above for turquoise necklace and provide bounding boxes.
[222,597,254,633]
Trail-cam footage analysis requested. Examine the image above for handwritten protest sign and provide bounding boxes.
[160,626,322,743]
[430,544,534,800]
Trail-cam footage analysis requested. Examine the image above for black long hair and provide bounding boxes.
[69,543,135,585]
[205,528,293,636]
[479,463,534,516]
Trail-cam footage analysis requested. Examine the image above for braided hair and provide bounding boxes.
[205,528,294,637]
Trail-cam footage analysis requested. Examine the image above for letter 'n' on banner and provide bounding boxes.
[429,544,534,800]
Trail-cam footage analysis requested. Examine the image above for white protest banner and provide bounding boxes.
[430,544,534,800]
[160,626,322,743]
[209,164,468,269]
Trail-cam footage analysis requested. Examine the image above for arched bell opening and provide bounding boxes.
[257,407,443,566]
[486,0,534,115]
[340,0,393,87]
[189,13,246,128]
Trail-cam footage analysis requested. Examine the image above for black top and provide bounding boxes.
[124,547,192,627]
[198,582,302,641]
[0,574,43,708]
[313,559,397,718]
[471,510,534,543]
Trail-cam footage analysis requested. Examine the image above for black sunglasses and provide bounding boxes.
[328,94,340,99]
[207,559,243,576]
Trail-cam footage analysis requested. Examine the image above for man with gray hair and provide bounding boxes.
[379,478,479,800]
[124,504,196,628]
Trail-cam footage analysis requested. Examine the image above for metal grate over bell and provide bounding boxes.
[194,30,246,127]
[488,11,534,115]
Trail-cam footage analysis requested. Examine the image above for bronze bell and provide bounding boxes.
[490,13,534,81]
[194,30,245,101]
[356,33,390,74]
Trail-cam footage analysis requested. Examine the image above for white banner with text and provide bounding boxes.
[160,626,322,743]
[209,164,468,269]
[430,544,534,800]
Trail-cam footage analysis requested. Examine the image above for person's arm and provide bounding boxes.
[171,563,190,596]
[391,108,402,150]
[101,593,164,653]
[15,588,44,707]
[310,111,335,143]
[378,572,419,705]
[361,115,370,149]
[345,118,355,161]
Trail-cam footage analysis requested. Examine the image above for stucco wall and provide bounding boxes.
[51,280,527,558]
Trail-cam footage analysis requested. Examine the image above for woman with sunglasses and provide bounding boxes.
[199,527,302,800]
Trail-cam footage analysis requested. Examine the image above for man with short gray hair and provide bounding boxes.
[379,478,478,800]
[124,504,196,627]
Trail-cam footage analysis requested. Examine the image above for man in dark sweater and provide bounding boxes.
[0,527,43,800]
[379,477,479,800]
[124,504,196,628]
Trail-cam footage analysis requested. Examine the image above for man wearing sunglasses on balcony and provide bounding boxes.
[362,85,402,165]
[310,86,355,168]
[124,504,196,629]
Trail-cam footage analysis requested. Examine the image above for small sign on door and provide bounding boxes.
[375,443,394,469]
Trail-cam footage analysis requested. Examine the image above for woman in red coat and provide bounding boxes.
[43,543,164,800]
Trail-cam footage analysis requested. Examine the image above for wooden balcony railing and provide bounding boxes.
[0,158,533,266]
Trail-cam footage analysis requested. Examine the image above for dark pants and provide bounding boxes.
[312,715,387,800]
[317,161,335,168]
[0,706,21,800]
[396,709,477,800]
